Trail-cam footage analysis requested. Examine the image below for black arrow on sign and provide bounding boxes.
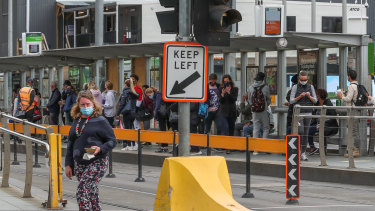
[170,71,201,95]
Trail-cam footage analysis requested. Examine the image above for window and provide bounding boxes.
[287,16,296,32]
[322,17,342,33]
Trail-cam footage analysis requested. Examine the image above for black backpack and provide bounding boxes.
[251,85,266,112]
[354,84,368,106]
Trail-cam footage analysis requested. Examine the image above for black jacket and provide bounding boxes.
[219,86,238,118]
[65,115,117,167]
[117,87,139,117]
[311,99,339,128]
[47,88,61,114]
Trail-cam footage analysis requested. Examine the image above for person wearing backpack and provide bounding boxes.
[337,70,367,158]
[290,71,317,161]
[248,72,271,140]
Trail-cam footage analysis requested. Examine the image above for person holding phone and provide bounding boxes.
[65,91,116,211]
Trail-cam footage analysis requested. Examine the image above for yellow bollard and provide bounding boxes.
[154,156,251,211]
[48,133,59,209]
[57,134,63,203]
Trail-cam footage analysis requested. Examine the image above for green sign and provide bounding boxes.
[369,42,374,76]
[26,33,42,42]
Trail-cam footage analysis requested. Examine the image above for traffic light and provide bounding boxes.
[193,0,242,46]
[156,0,179,34]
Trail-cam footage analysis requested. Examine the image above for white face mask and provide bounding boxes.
[300,81,307,85]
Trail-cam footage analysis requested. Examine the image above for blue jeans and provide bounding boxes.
[205,110,228,135]
[243,124,263,137]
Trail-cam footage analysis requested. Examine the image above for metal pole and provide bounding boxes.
[342,0,347,34]
[116,4,119,43]
[21,71,27,87]
[26,0,30,33]
[58,66,64,91]
[242,136,254,198]
[8,0,13,57]
[135,129,145,182]
[173,131,177,157]
[339,47,348,154]
[33,143,41,168]
[241,52,248,98]
[259,51,266,73]
[6,0,13,112]
[208,54,214,74]
[347,109,355,168]
[318,48,327,89]
[318,107,327,166]
[95,0,104,88]
[277,50,287,136]
[1,116,11,187]
[311,0,316,32]
[4,72,9,113]
[30,68,35,79]
[177,0,191,156]
[118,58,125,93]
[224,53,231,75]
[74,11,76,48]
[11,136,19,165]
[206,133,211,156]
[95,0,104,46]
[106,150,115,178]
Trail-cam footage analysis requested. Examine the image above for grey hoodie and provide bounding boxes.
[248,80,271,107]
[91,89,103,106]
[102,90,116,117]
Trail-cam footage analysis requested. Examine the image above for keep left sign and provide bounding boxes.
[163,42,208,102]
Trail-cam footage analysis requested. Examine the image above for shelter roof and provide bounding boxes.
[0,32,368,72]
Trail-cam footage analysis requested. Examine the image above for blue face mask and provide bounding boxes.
[149,95,154,100]
[80,107,94,116]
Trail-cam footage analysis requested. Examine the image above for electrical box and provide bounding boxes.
[22,32,43,56]
[255,5,284,37]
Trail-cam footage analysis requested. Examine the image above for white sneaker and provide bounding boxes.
[130,145,138,151]
[190,151,203,156]
[301,152,308,161]
[121,146,129,151]
[253,151,258,155]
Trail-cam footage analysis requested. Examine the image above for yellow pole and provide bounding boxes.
[48,133,59,209]
[57,134,63,202]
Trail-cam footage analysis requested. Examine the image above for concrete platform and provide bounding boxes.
[7,141,375,186]
[0,180,44,211]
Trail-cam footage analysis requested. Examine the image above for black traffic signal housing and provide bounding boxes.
[193,0,242,46]
[156,0,179,34]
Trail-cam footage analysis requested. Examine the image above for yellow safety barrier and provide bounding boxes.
[154,156,251,211]
[45,133,67,209]
[4,123,286,153]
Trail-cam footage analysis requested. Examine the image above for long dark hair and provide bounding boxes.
[221,74,234,88]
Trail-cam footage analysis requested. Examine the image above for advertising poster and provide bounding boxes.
[265,7,281,35]
[246,66,259,89]
[298,50,319,88]
[265,66,277,95]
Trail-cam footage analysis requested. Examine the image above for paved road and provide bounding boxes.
[3,155,375,211]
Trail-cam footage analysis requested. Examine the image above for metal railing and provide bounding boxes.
[292,105,375,168]
[0,112,64,208]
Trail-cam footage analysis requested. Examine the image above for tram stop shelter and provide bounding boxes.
[0,32,371,138]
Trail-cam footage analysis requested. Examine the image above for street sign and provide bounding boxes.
[286,135,300,201]
[163,42,208,102]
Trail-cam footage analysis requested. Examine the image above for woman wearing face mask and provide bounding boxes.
[65,91,116,211]
[63,85,77,126]
[219,75,238,133]
[142,88,155,130]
